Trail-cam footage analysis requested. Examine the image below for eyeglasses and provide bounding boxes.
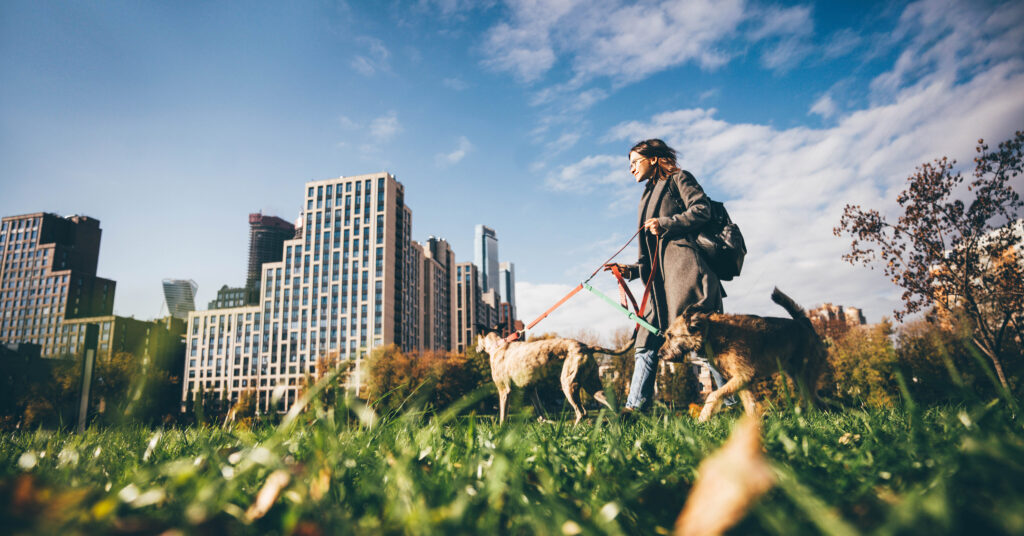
[629,156,648,167]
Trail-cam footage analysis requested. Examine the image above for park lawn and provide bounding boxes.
[1,394,1023,535]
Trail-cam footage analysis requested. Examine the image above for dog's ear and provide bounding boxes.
[687,311,709,334]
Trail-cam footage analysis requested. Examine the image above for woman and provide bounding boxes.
[606,138,724,413]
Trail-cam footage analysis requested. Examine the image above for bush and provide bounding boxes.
[363,345,489,413]
[827,320,900,408]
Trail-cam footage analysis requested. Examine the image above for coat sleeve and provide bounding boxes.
[623,240,650,281]
[657,171,712,238]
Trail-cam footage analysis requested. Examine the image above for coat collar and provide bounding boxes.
[638,176,671,227]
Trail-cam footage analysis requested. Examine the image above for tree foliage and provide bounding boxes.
[363,344,490,413]
[827,321,900,408]
[835,131,1024,389]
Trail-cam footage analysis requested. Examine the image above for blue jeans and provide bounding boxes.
[626,348,737,410]
[626,347,658,410]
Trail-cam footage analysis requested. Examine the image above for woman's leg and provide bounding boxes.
[625,347,659,410]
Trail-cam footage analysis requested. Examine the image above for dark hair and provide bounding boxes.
[630,138,680,178]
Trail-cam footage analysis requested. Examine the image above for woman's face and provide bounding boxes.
[629,151,656,182]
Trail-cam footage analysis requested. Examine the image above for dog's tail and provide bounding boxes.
[589,339,636,356]
[771,287,814,331]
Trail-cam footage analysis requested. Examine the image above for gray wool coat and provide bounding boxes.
[625,170,724,350]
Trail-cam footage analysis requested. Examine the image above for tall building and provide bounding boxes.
[246,213,296,305]
[162,279,198,320]
[209,285,247,310]
[55,314,185,366]
[453,261,500,353]
[499,261,516,320]
[182,172,419,413]
[474,225,499,296]
[419,237,456,352]
[0,213,115,357]
[453,262,481,353]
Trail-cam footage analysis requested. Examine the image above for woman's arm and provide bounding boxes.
[657,171,712,238]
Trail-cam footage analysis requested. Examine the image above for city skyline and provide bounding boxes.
[3,1,1023,343]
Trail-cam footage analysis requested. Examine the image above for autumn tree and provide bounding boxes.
[835,131,1023,389]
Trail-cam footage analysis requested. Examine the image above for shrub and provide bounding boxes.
[363,345,489,413]
[827,320,900,408]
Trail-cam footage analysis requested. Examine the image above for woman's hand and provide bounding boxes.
[603,263,630,275]
[643,218,662,236]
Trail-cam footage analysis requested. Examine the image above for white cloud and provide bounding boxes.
[699,88,720,102]
[809,94,837,118]
[515,279,639,346]
[544,154,627,192]
[748,5,814,72]
[443,77,469,91]
[369,111,402,142]
[539,0,1024,323]
[435,136,473,165]
[483,0,750,85]
[482,0,821,86]
[338,115,359,129]
[747,4,812,41]
[351,37,391,77]
[823,28,863,59]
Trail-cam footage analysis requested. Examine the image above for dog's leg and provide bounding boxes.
[498,385,511,425]
[562,380,584,424]
[698,375,747,423]
[561,349,587,424]
[738,389,759,417]
[581,359,614,412]
[800,349,827,411]
[529,388,549,422]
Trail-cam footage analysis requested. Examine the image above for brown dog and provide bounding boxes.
[476,331,629,424]
[659,288,826,422]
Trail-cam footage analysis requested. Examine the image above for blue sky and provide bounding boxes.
[2,0,1023,343]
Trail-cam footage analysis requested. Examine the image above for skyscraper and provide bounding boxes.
[473,225,499,296]
[162,279,198,320]
[499,262,516,319]
[453,262,482,354]
[0,213,115,357]
[245,213,296,305]
[182,172,419,413]
[419,237,456,352]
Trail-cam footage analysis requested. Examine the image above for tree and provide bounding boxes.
[828,321,900,408]
[835,131,1023,389]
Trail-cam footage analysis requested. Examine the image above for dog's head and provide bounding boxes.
[659,308,710,361]
[475,329,505,355]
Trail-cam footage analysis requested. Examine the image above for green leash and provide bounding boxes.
[581,282,661,336]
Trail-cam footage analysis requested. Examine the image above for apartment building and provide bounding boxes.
[182,172,418,412]
[419,237,456,352]
[209,285,247,310]
[55,314,185,366]
[0,213,115,357]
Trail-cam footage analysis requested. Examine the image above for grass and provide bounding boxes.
[2,384,1024,535]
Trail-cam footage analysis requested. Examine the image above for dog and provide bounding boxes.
[659,288,827,422]
[476,331,631,424]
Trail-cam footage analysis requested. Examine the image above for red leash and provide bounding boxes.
[609,234,660,337]
[504,230,661,343]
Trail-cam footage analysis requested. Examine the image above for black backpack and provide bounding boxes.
[694,199,746,281]
[667,175,746,281]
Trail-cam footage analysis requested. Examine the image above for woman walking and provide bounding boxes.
[606,138,724,413]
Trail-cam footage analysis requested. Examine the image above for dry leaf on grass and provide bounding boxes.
[245,469,291,521]
[675,416,775,536]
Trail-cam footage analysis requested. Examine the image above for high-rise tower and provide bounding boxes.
[245,213,295,305]
[162,279,198,320]
[473,224,498,296]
